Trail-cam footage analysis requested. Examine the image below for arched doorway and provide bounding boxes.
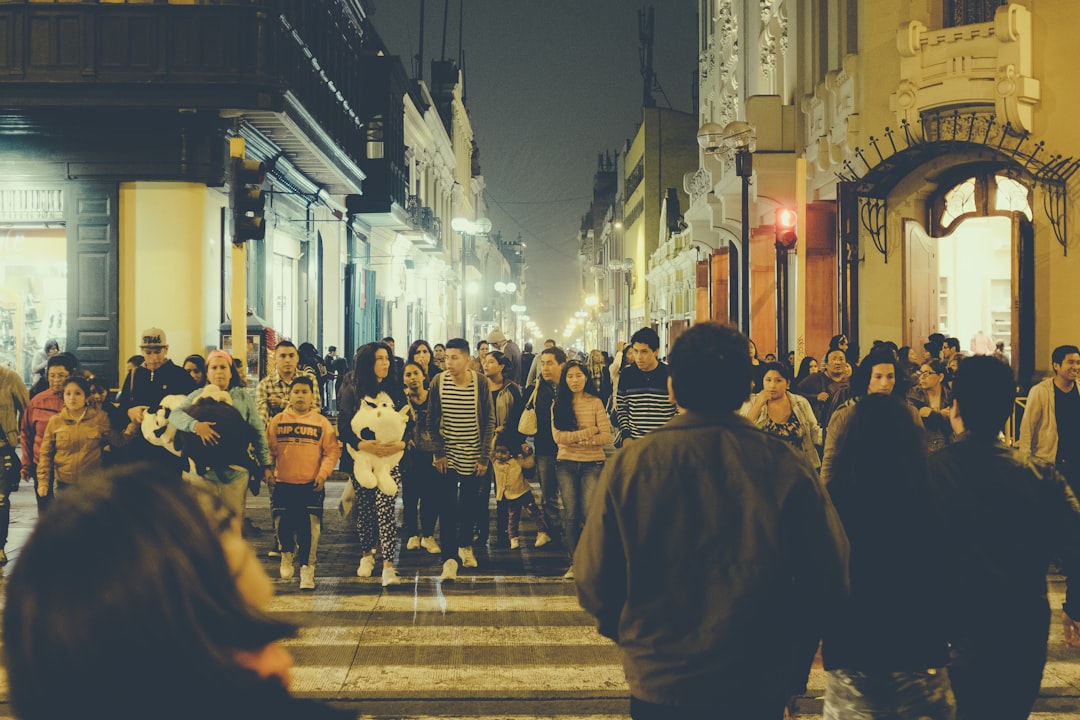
[904,167,1034,381]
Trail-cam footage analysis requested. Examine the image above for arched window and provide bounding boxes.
[932,168,1032,235]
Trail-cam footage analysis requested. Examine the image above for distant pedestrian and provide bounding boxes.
[1018,344,1080,495]
[615,327,677,443]
[427,338,495,581]
[487,327,522,384]
[576,322,849,720]
[0,363,29,564]
[742,361,821,470]
[551,360,611,578]
[266,375,341,591]
[491,435,550,549]
[182,354,207,388]
[402,361,443,556]
[20,354,76,507]
[517,345,566,546]
[36,376,133,499]
[337,342,407,587]
[256,341,320,427]
[931,356,1080,719]
[115,327,197,465]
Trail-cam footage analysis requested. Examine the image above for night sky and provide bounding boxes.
[368,1,698,343]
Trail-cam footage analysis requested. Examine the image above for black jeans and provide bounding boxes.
[403,451,440,538]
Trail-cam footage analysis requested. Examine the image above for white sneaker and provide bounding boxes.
[279,551,295,580]
[458,546,478,568]
[510,537,520,549]
[563,565,574,580]
[440,558,458,582]
[535,531,552,548]
[299,564,315,590]
[406,535,421,550]
[420,536,442,554]
[356,553,375,578]
[381,565,401,587]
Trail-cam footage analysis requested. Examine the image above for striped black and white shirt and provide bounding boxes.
[440,374,482,475]
[616,362,678,439]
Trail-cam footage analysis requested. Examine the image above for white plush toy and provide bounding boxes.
[346,392,410,496]
[140,394,187,457]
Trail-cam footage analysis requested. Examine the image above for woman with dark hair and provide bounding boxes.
[183,353,207,387]
[908,358,953,452]
[337,341,408,586]
[169,349,272,523]
[821,393,954,718]
[586,349,614,409]
[742,361,822,469]
[820,347,919,484]
[2,467,346,720]
[401,360,442,556]
[794,356,819,385]
[897,345,919,384]
[407,339,440,384]
[29,338,60,387]
[551,360,611,578]
[748,338,766,393]
[481,349,522,546]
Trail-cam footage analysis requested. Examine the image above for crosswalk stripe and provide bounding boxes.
[285,625,612,647]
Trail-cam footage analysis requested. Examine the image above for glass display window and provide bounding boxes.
[0,228,67,385]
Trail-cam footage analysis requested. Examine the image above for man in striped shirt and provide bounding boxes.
[427,337,496,581]
[616,327,678,443]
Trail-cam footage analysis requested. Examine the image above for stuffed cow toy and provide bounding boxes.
[140,394,187,457]
[346,392,409,496]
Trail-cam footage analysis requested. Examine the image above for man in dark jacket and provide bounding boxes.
[576,322,850,719]
[116,327,197,464]
[930,356,1080,720]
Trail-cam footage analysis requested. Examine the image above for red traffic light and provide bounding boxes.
[775,207,798,250]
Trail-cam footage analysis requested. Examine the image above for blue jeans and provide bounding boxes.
[535,454,561,543]
[554,459,604,558]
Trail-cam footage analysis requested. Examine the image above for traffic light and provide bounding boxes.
[232,157,266,244]
[775,207,798,250]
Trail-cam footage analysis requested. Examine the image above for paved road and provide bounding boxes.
[3,475,1080,718]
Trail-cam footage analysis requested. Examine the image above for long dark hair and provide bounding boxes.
[352,341,404,406]
[851,347,910,399]
[406,341,434,377]
[828,393,940,560]
[795,356,818,384]
[3,466,293,720]
[552,360,600,431]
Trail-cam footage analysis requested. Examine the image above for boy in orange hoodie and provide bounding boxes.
[266,376,341,590]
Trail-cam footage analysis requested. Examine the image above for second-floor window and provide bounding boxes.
[945,0,1007,28]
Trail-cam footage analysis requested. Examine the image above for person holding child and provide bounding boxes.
[492,432,551,549]
[266,375,341,591]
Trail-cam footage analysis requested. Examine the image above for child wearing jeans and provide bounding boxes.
[266,376,341,590]
[492,434,551,549]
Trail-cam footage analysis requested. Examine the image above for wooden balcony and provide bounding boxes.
[0,0,375,191]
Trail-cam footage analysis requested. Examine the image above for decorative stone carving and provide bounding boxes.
[892,3,1039,132]
[802,54,859,175]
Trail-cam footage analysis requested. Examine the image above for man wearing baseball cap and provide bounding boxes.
[116,327,198,463]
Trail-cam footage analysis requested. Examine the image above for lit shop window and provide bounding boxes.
[0,230,67,385]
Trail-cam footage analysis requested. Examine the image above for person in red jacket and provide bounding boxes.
[266,376,341,590]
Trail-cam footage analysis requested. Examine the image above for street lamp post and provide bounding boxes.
[697,120,756,334]
[451,216,491,340]
[608,258,634,341]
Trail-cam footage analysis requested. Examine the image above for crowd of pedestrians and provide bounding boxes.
[4,321,1080,720]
